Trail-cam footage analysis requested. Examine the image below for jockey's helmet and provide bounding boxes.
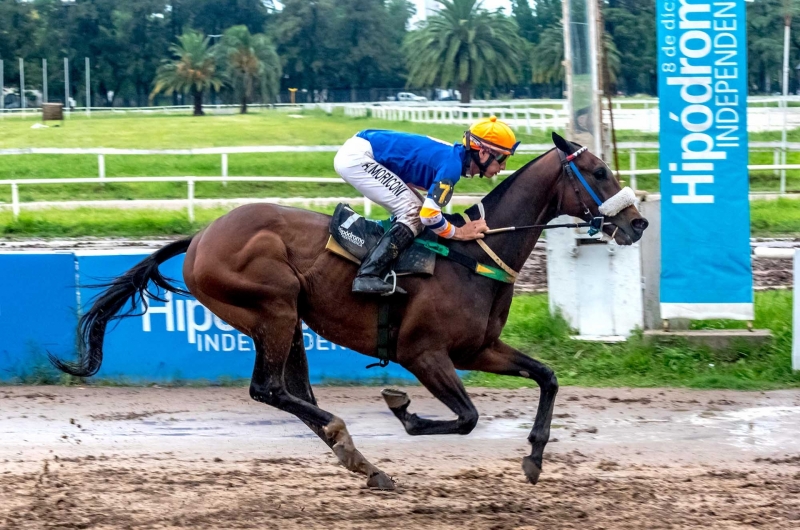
[463,116,520,161]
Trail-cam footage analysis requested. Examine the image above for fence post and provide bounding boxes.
[525,109,531,134]
[222,153,228,187]
[188,179,195,223]
[364,198,372,217]
[98,154,105,180]
[781,148,787,195]
[774,147,780,178]
[11,183,19,221]
[630,149,638,191]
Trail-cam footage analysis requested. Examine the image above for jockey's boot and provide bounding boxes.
[352,222,415,295]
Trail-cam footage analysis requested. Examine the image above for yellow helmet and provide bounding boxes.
[463,116,519,155]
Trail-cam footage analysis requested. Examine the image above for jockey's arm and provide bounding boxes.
[419,179,488,240]
[420,179,457,238]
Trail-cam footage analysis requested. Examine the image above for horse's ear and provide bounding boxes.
[551,132,574,154]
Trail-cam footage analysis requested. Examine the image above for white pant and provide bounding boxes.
[334,136,424,235]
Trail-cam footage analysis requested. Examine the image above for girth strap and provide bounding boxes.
[367,301,397,369]
[460,212,519,282]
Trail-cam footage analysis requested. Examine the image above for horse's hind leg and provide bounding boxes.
[383,352,479,435]
[458,339,559,485]
[251,318,394,490]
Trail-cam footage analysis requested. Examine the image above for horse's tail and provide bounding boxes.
[49,237,194,378]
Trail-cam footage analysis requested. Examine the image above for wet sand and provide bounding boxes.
[2,386,800,529]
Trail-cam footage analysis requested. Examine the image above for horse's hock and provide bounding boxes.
[546,194,771,347]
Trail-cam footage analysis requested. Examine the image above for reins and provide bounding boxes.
[484,146,606,237]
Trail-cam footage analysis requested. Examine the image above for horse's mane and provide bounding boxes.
[451,147,556,225]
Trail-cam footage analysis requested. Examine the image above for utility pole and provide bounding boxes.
[85,57,90,116]
[19,58,25,110]
[64,57,70,115]
[42,58,48,104]
[781,0,793,194]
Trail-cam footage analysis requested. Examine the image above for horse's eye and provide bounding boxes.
[593,167,608,180]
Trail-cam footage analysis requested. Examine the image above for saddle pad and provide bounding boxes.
[328,203,436,276]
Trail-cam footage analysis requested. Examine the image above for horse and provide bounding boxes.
[50,132,648,490]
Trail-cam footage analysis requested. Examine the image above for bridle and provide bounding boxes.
[482,146,637,236]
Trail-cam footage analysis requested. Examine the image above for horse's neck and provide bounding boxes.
[480,152,561,272]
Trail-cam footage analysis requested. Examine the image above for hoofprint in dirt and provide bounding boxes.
[2,387,800,529]
[1,237,798,292]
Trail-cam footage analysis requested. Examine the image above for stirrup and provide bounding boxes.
[381,270,398,297]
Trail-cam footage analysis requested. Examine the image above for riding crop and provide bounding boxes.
[484,216,610,236]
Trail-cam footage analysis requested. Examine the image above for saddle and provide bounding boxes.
[326,203,437,276]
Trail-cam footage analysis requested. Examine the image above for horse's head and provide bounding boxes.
[551,132,649,245]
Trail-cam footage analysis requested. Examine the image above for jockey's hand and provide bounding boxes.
[453,219,489,241]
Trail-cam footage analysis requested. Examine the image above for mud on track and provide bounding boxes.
[3,386,800,529]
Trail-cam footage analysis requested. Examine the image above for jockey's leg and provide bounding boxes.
[383,351,479,435]
[334,136,423,295]
[352,222,415,294]
[456,339,558,485]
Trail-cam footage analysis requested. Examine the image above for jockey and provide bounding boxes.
[334,116,519,295]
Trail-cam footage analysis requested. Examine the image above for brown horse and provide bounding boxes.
[50,133,648,490]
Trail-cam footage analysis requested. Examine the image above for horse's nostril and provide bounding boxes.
[631,218,649,232]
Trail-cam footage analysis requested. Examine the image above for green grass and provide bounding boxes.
[751,198,800,236]
[465,290,800,390]
[0,108,558,149]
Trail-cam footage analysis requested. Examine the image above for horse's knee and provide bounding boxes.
[457,409,479,435]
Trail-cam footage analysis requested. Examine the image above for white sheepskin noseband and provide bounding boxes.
[598,187,637,217]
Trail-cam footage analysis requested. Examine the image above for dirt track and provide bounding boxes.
[3,386,800,529]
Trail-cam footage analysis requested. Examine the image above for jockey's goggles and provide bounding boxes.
[464,131,520,157]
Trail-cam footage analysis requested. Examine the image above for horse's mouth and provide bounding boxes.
[603,223,634,245]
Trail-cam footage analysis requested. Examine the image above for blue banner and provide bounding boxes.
[657,0,753,319]
[0,252,415,383]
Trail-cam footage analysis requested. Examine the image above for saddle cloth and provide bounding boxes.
[326,203,437,276]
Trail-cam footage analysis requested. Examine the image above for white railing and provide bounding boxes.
[4,143,800,218]
[4,163,800,222]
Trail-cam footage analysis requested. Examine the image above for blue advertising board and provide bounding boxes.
[0,251,414,383]
[657,0,753,319]
[0,253,77,381]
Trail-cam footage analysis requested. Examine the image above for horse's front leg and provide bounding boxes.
[458,340,559,485]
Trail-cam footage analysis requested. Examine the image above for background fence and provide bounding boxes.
[2,143,800,220]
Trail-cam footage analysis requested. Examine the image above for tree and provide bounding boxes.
[511,0,537,43]
[530,24,562,84]
[220,25,281,113]
[404,0,527,103]
[603,0,656,95]
[150,30,223,115]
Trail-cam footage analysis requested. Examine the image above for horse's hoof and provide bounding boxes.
[522,456,542,485]
[382,388,410,410]
[367,471,396,491]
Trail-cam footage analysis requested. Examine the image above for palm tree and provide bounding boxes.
[220,25,281,114]
[404,0,527,103]
[531,25,563,84]
[151,30,222,116]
